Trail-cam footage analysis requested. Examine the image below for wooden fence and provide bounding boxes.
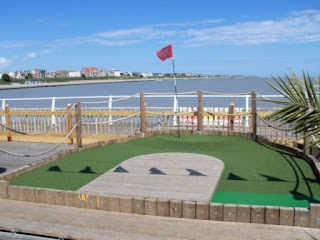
[0,91,302,148]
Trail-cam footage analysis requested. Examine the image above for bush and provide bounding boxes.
[1,73,10,81]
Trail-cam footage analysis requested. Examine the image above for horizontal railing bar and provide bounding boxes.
[0,94,284,101]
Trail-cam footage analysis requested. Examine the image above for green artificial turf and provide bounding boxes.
[10,134,320,207]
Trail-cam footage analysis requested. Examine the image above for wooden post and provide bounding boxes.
[75,102,82,148]
[251,91,257,140]
[67,104,73,145]
[229,103,235,132]
[304,135,311,155]
[5,105,12,142]
[140,92,147,135]
[197,90,203,132]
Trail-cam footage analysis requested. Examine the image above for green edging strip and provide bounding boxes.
[212,191,320,208]
[10,135,320,207]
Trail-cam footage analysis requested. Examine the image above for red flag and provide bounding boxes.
[156,44,173,61]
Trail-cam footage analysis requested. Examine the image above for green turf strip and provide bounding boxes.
[212,191,320,208]
[10,135,320,207]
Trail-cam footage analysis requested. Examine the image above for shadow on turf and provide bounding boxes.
[0,167,7,174]
[258,142,320,203]
[47,165,96,174]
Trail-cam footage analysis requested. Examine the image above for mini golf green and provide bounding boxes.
[10,135,320,208]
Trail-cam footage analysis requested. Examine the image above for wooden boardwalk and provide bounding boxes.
[78,153,224,202]
[0,199,320,240]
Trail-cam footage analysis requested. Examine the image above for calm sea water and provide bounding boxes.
[0,77,280,109]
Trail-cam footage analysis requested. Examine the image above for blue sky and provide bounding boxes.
[1,0,320,76]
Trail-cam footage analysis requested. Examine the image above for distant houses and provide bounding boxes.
[0,66,195,80]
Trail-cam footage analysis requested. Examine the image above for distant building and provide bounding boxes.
[15,71,26,79]
[181,73,193,77]
[55,70,68,78]
[141,72,153,78]
[98,70,108,77]
[82,67,99,77]
[32,69,46,78]
[122,72,133,77]
[8,72,15,78]
[68,70,81,78]
[45,71,56,78]
[0,72,2,79]
[107,69,122,77]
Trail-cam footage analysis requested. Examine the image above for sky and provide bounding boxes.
[0,0,320,77]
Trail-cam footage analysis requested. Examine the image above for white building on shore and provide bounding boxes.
[68,70,81,78]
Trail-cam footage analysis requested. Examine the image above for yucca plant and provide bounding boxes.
[264,72,320,147]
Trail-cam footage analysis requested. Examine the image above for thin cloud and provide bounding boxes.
[23,50,54,60]
[1,10,320,49]
[0,56,15,69]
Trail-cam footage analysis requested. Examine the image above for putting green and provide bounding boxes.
[10,135,320,207]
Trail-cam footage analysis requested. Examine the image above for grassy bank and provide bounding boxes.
[10,135,320,207]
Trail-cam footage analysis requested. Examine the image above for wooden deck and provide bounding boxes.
[79,153,224,202]
[1,199,320,240]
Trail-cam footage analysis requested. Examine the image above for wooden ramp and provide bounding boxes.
[0,199,320,240]
[78,153,224,202]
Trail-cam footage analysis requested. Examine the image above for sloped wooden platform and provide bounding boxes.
[79,153,224,202]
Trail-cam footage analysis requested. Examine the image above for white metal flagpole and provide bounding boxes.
[172,58,181,139]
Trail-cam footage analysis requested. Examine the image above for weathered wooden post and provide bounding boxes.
[75,102,82,148]
[251,91,257,140]
[140,92,147,136]
[197,90,203,134]
[304,135,311,155]
[229,103,235,132]
[67,104,73,145]
[5,105,12,142]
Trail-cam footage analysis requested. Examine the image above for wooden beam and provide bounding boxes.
[140,92,147,134]
[67,104,73,145]
[251,91,257,139]
[229,103,235,132]
[75,102,82,148]
[197,90,203,131]
[5,105,12,142]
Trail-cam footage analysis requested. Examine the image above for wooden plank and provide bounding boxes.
[196,202,209,220]
[145,198,157,216]
[183,201,196,219]
[75,102,82,147]
[237,204,250,223]
[294,208,310,227]
[223,204,237,222]
[120,196,132,213]
[310,203,320,228]
[5,105,11,141]
[279,207,294,226]
[197,90,203,131]
[251,205,265,224]
[265,206,280,225]
[170,200,183,218]
[251,91,257,137]
[132,197,144,215]
[210,203,223,221]
[157,199,170,217]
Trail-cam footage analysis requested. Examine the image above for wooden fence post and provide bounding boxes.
[304,135,311,155]
[140,92,147,135]
[229,103,235,131]
[67,104,73,145]
[251,91,257,140]
[75,102,82,148]
[197,90,203,133]
[5,105,12,142]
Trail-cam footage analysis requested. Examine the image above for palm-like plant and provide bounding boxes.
[264,72,320,147]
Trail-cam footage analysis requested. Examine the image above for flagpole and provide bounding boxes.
[172,58,181,139]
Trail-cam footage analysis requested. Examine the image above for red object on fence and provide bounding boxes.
[156,44,173,61]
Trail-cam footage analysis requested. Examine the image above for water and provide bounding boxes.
[0,77,280,109]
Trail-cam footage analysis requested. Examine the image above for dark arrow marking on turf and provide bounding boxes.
[114,166,129,173]
[260,174,287,182]
[0,167,7,174]
[186,169,206,176]
[47,166,62,172]
[149,167,166,175]
[227,173,247,181]
[79,166,96,174]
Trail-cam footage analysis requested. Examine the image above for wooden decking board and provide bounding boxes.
[79,153,224,202]
[0,199,320,240]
